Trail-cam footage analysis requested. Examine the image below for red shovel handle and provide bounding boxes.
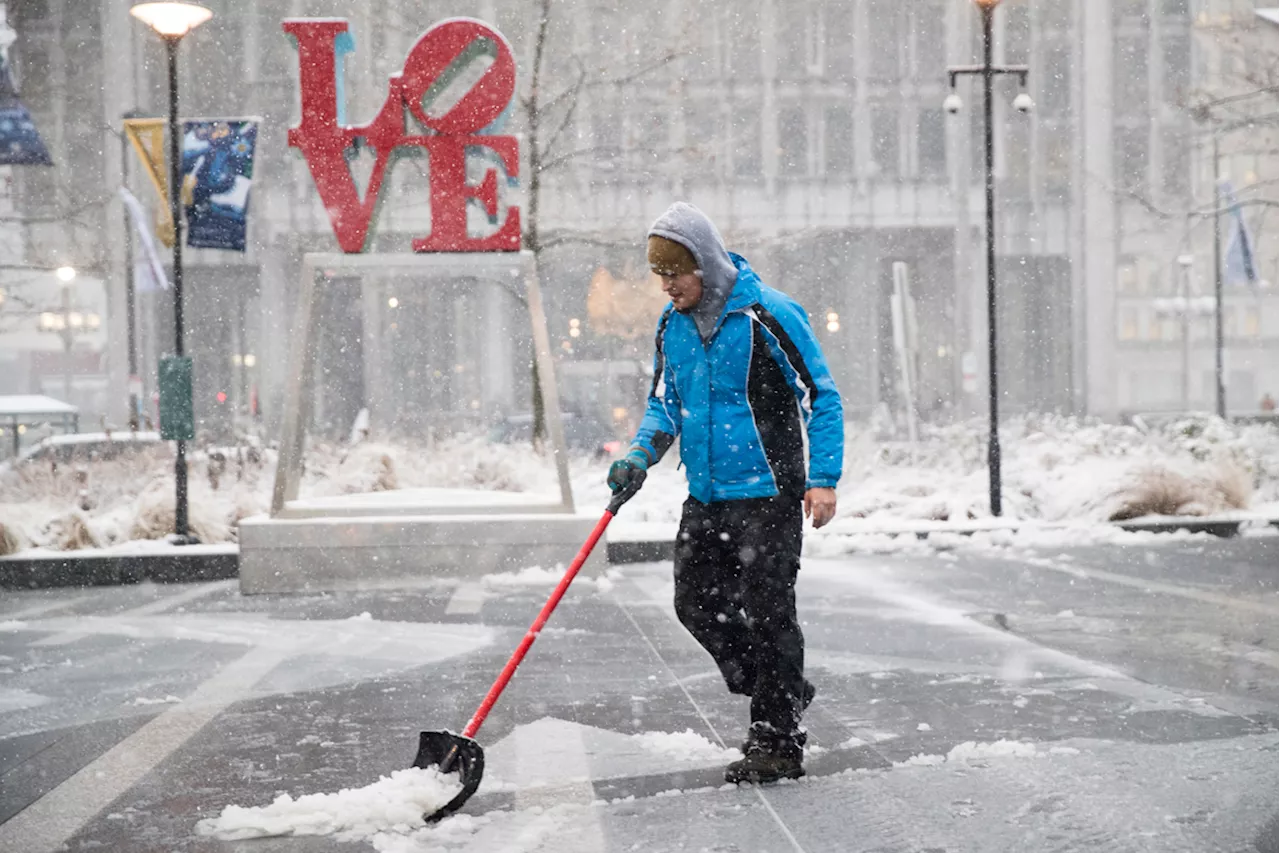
[461,508,615,739]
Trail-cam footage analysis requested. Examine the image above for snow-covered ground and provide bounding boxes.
[1,414,1275,556]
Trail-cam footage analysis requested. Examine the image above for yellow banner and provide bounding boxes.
[123,118,174,247]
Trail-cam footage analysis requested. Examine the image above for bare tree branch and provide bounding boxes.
[586,50,682,90]
[539,231,638,252]
[538,59,588,162]
[539,144,625,172]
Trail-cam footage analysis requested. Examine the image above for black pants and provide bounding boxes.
[673,494,807,736]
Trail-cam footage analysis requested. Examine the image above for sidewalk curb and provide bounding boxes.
[606,516,1277,564]
[2,516,1273,587]
[0,551,239,590]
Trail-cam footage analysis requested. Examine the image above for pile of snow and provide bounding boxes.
[632,729,740,762]
[894,739,1043,768]
[194,766,462,842]
[481,565,622,593]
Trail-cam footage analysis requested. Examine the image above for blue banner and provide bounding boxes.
[181,119,258,251]
[1219,181,1259,290]
[0,46,51,165]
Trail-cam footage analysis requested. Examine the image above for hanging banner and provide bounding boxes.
[1220,180,1260,291]
[180,118,259,252]
[119,186,170,292]
[0,5,51,166]
[123,118,172,246]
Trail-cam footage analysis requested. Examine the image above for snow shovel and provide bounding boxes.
[413,474,645,822]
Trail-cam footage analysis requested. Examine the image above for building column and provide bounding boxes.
[99,0,137,427]
[1076,0,1117,419]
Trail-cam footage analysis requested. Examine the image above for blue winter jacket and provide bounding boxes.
[632,254,844,503]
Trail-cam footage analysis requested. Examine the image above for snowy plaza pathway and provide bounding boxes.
[0,535,1275,852]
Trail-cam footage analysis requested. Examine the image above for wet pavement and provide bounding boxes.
[0,534,1276,852]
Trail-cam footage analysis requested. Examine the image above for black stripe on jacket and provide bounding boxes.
[748,322,807,498]
[751,305,819,414]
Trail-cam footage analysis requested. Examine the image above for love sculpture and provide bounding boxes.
[284,17,521,253]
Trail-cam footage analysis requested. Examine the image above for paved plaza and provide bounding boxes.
[1,535,1276,852]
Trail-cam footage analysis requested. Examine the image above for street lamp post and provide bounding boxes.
[1210,136,1226,419]
[945,0,1031,517]
[130,2,211,542]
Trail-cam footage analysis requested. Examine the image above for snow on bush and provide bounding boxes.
[0,435,593,554]
[838,413,1275,524]
[0,414,1273,554]
[194,766,462,841]
[0,521,23,556]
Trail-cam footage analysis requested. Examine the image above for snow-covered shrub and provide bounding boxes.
[45,511,100,551]
[1106,461,1251,521]
[0,521,24,556]
[128,480,232,544]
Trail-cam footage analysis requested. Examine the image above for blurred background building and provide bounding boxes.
[0,0,1274,448]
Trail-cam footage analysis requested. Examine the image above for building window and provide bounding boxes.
[1120,308,1139,340]
[1162,0,1189,15]
[1044,133,1071,195]
[823,0,854,80]
[725,3,760,79]
[632,111,669,176]
[1113,37,1149,118]
[1113,0,1148,22]
[732,109,762,178]
[1041,45,1073,117]
[912,0,945,79]
[778,3,809,80]
[868,0,901,80]
[1041,1,1073,32]
[969,108,985,175]
[684,99,720,177]
[1157,130,1188,197]
[1118,262,1139,295]
[872,109,899,180]
[824,105,854,176]
[779,105,809,177]
[1161,35,1190,105]
[1115,125,1149,190]
[918,109,947,180]
[594,109,622,179]
[1243,307,1260,337]
[1002,3,1030,64]
[1145,312,1165,341]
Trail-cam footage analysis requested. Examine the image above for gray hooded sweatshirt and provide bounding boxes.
[648,202,741,341]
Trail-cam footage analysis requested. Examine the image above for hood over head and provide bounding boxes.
[647,202,739,340]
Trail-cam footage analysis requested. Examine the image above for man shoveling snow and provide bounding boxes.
[607,202,844,784]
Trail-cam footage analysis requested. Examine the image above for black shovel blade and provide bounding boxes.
[413,730,485,823]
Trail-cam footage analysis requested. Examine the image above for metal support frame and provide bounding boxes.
[946,2,1029,518]
[270,251,575,517]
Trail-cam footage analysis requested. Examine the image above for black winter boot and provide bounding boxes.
[739,680,815,752]
[725,723,805,784]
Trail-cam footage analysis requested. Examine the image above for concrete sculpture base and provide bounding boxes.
[238,510,602,594]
